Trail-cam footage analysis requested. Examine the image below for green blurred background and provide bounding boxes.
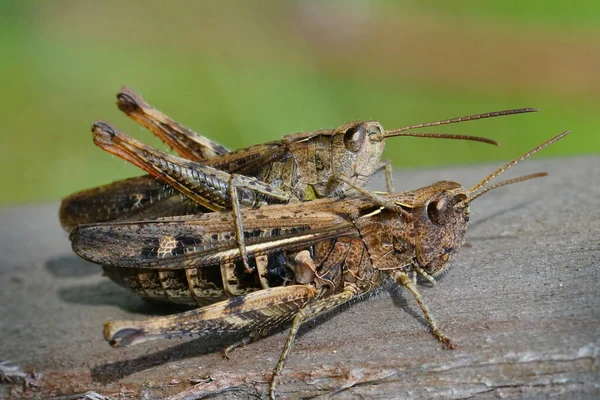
[1,1,599,205]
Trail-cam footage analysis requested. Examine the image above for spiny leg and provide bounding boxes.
[93,121,231,212]
[394,271,454,349]
[229,174,252,273]
[93,121,296,217]
[414,265,436,286]
[269,289,356,399]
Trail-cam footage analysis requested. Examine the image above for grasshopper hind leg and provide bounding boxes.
[104,285,314,346]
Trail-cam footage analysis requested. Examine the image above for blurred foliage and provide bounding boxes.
[0,0,598,205]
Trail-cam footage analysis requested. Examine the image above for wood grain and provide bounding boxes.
[1,156,598,399]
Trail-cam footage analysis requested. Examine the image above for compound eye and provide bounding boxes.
[427,193,453,226]
[344,124,367,153]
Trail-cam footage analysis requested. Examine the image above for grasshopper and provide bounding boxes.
[70,130,570,398]
[60,87,534,234]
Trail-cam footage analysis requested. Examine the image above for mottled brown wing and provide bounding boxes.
[202,140,288,175]
[70,206,357,269]
[59,176,209,231]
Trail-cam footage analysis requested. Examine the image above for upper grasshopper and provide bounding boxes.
[70,129,570,399]
[61,87,536,273]
[60,87,535,233]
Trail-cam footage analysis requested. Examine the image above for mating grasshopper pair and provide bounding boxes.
[70,129,570,398]
[61,87,534,274]
[62,88,568,398]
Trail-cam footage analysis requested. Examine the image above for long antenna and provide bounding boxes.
[467,130,571,196]
[381,132,499,146]
[385,108,538,135]
[465,173,548,203]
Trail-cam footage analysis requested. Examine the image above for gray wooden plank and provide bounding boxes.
[1,156,599,399]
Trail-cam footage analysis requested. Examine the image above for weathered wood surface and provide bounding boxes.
[1,156,599,399]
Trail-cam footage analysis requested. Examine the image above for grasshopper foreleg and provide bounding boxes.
[394,271,454,349]
[378,159,395,193]
[222,332,260,359]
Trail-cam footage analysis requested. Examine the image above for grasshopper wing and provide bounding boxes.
[59,176,210,231]
[205,140,288,175]
[70,206,357,269]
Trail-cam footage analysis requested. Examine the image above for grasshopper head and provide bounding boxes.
[410,182,470,278]
[331,121,386,185]
[329,119,500,194]
[409,129,570,279]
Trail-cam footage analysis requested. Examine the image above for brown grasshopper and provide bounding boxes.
[60,87,535,234]
[70,129,570,398]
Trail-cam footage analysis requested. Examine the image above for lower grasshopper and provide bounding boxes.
[70,130,570,398]
[60,87,535,236]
